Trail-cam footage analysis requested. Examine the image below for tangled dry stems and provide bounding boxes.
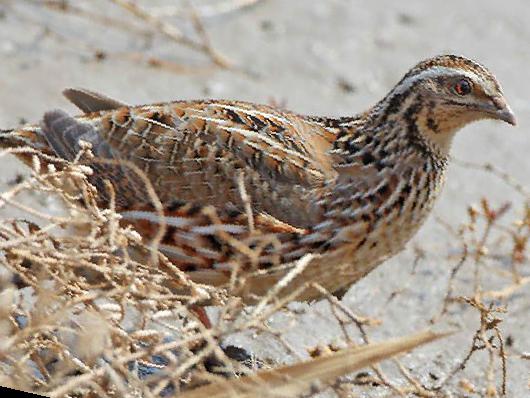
[0,147,434,396]
[0,141,527,398]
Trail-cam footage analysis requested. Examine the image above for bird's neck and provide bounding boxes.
[301,96,453,256]
[367,87,462,159]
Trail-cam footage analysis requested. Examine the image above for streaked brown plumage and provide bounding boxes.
[0,55,516,302]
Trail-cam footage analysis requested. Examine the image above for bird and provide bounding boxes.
[0,54,516,303]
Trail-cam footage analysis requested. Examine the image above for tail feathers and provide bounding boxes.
[41,110,87,161]
[0,126,53,167]
[0,128,18,147]
[0,126,48,151]
[41,110,115,161]
[0,128,13,142]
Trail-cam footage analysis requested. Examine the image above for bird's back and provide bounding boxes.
[2,90,350,228]
[89,98,340,226]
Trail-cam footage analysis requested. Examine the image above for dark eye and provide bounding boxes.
[453,79,472,96]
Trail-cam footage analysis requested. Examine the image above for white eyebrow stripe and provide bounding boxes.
[394,66,480,96]
[374,65,495,115]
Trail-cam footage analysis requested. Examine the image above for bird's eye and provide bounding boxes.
[453,79,472,96]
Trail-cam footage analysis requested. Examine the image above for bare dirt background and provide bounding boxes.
[0,1,528,397]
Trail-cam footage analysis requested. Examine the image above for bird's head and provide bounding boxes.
[376,55,516,156]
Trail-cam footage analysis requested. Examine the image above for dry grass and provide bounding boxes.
[6,0,264,74]
[0,136,527,398]
[0,146,449,397]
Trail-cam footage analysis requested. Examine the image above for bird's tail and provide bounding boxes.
[0,125,51,167]
[0,128,15,147]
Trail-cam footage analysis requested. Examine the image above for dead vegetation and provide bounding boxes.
[5,0,265,73]
[0,1,528,397]
[0,130,527,398]
[0,144,450,398]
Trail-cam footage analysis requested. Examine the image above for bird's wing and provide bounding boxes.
[42,91,340,226]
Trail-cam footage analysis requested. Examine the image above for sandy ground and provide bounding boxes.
[0,1,528,396]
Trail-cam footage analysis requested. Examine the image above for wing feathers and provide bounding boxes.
[36,92,342,225]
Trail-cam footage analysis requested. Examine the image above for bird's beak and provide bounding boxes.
[490,96,517,126]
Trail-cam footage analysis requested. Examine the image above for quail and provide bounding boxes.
[0,55,516,302]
